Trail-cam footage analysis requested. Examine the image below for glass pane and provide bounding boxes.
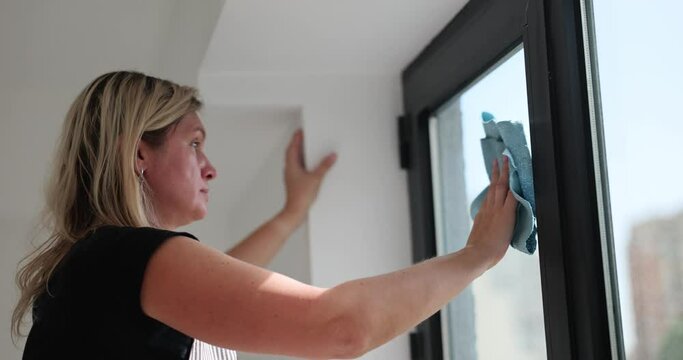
[589,0,683,358]
[429,47,547,359]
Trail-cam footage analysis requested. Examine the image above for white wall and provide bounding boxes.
[0,0,224,357]
[180,105,311,286]
[2,0,427,358]
[180,106,311,360]
[198,72,414,359]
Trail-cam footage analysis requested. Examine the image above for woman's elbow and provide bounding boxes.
[326,312,372,359]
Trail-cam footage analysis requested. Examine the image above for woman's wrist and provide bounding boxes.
[276,206,306,232]
[461,244,497,274]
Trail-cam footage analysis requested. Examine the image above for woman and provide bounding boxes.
[13,71,517,359]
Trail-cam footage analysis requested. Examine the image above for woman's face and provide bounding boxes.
[137,112,217,229]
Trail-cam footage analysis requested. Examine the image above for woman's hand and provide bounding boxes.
[282,129,337,223]
[465,157,518,270]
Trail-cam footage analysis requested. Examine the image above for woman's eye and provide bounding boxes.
[191,141,201,149]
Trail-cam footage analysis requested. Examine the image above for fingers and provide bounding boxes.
[500,159,518,213]
[500,156,510,188]
[286,129,301,162]
[504,189,518,211]
[314,153,337,177]
[491,158,500,185]
[495,157,510,206]
[287,128,337,178]
[485,156,512,209]
[483,159,498,209]
[286,129,306,174]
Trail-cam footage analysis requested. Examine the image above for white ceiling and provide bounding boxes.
[0,0,471,218]
[197,0,471,214]
[201,0,470,76]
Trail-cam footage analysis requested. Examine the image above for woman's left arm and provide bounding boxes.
[226,129,337,267]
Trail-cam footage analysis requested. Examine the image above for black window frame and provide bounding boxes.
[400,0,624,359]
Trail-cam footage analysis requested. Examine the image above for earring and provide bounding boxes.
[138,168,146,182]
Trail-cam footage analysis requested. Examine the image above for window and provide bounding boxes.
[400,0,622,358]
[590,0,683,358]
[429,47,546,359]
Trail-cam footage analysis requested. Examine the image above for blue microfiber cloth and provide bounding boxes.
[469,112,538,254]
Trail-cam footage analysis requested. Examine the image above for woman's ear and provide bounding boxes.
[136,140,153,176]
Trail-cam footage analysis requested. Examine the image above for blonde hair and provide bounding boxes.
[12,71,202,340]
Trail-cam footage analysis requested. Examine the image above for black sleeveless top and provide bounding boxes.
[23,225,199,360]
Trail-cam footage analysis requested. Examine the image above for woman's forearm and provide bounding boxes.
[226,209,304,267]
[322,245,492,355]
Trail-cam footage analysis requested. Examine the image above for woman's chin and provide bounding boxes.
[193,206,208,220]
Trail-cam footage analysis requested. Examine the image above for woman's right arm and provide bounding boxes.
[141,158,517,359]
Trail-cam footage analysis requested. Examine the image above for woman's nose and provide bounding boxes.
[203,159,217,180]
